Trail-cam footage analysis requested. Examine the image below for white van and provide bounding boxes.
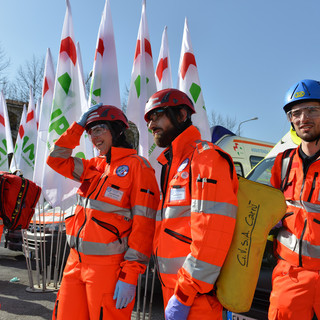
[211,126,275,177]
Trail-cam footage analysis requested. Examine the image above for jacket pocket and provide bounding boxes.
[91,217,122,244]
[164,228,192,245]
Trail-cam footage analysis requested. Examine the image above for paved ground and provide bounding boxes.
[0,233,164,320]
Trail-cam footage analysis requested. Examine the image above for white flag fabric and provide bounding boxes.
[155,26,172,90]
[35,98,40,130]
[10,105,27,174]
[0,91,14,171]
[77,42,94,159]
[88,0,121,109]
[33,48,55,187]
[126,0,157,160]
[42,0,89,210]
[177,18,211,141]
[10,89,38,180]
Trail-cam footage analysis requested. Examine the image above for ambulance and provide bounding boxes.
[211,126,275,177]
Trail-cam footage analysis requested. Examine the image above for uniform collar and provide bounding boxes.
[99,147,136,163]
[157,125,201,165]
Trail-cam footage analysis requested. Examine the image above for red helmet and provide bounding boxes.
[144,88,195,122]
[85,105,129,130]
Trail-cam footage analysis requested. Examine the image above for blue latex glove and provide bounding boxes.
[165,295,191,320]
[77,103,103,127]
[113,280,136,309]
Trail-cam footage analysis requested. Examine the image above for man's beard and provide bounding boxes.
[154,125,181,148]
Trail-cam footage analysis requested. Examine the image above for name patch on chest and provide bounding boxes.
[105,186,124,202]
[170,187,186,202]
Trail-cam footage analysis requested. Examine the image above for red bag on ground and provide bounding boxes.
[0,171,41,230]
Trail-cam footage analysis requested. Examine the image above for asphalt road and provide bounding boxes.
[0,232,164,320]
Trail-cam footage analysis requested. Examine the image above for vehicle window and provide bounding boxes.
[250,155,263,168]
[246,157,276,186]
[234,162,244,177]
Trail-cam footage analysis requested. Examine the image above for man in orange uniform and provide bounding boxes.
[144,89,238,320]
[269,79,320,320]
[47,104,159,320]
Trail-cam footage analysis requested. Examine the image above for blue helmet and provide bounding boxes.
[283,79,320,113]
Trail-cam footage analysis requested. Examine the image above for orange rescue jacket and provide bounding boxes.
[154,125,238,306]
[47,122,160,285]
[271,146,320,270]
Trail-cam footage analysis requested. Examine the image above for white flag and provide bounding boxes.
[42,0,88,210]
[88,0,121,109]
[10,105,27,174]
[33,48,55,187]
[177,18,211,141]
[126,0,157,160]
[0,91,14,171]
[155,26,172,90]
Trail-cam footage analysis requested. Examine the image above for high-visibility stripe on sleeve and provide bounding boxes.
[72,158,84,182]
[191,199,237,219]
[157,256,187,275]
[132,205,157,219]
[182,254,221,284]
[49,145,72,159]
[124,247,149,266]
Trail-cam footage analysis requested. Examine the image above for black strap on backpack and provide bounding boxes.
[280,148,296,192]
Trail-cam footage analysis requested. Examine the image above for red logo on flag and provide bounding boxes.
[60,36,77,66]
[26,110,34,123]
[156,57,168,82]
[95,38,105,60]
[134,39,152,61]
[180,52,197,80]
[0,115,4,126]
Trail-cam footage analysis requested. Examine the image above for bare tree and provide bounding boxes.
[9,54,45,102]
[0,44,10,93]
[209,110,237,133]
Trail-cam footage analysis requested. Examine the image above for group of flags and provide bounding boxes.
[0,0,211,210]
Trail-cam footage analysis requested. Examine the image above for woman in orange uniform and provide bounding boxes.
[47,104,159,320]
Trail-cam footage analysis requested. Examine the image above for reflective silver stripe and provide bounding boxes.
[183,254,221,284]
[0,219,3,225]
[278,229,320,258]
[281,156,291,181]
[156,210,162,222]
[132,155,151,168]
[78,196,132,219]
[302,201,320,213]
[50,145,72,159]
[67,234,76,248]
[199,141,211,151]
[76,237,128,255]
[132,205,157,219]
[191,199,237,219]
[286,200,320,213]
[157,255,187,274]
[72,158,84,182]
[124,247,149,266]
[164,206,190,219]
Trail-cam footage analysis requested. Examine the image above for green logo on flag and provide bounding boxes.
[49,108,69,136]
[134,75,150,98]
[58,72,72,95]
[0,139,7,161]
[189,83,201,103]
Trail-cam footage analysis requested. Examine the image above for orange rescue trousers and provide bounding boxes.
[162,286,223,320]
[269,260,320,320]
[52,250,135,320]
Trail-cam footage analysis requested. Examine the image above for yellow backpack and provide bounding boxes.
[215,176,286,313]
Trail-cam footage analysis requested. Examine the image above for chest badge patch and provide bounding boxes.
[177,158,189,172]
[116,165,129,177]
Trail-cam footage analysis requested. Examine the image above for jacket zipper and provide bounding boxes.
[307,172,318,202]
[91,217,122,244]
[164,228,192,244]
[75,174,109,262]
